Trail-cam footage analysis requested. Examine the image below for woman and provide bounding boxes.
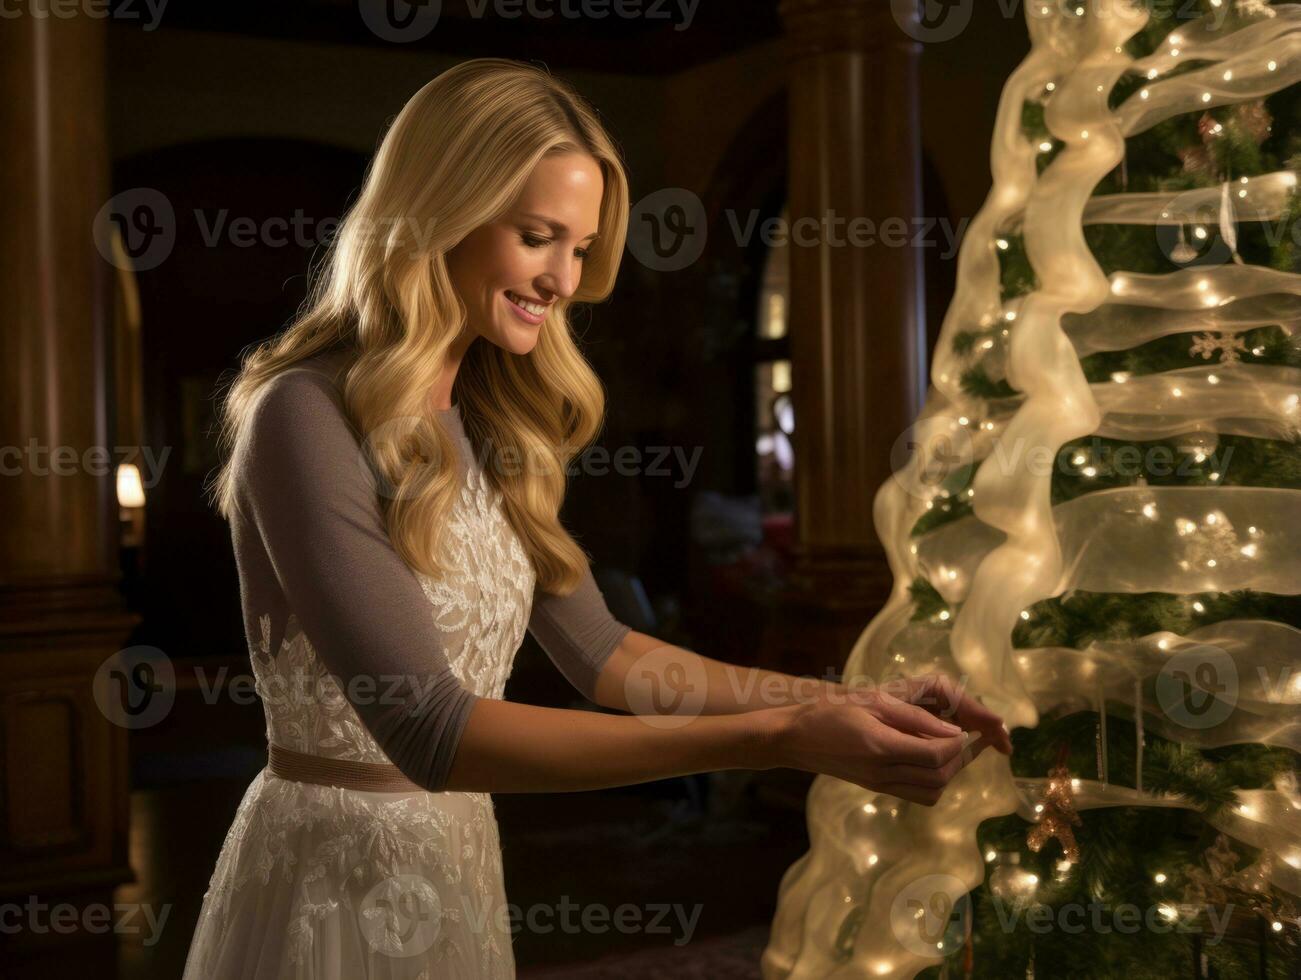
[189,58,1011,979]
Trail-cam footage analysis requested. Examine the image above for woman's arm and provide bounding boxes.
[593,629,843,715]
[444,697,771,792]
[593,629,1014,754]
[444,687,997,803]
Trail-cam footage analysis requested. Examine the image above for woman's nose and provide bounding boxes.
[541,256,580,299]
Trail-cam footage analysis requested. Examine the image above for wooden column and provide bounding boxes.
[0,8,138,973]
[763,0,927,677]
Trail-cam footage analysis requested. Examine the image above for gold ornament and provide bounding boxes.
[1026,760,1082,864]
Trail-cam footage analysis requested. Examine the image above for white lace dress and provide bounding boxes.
[183,458,536,979]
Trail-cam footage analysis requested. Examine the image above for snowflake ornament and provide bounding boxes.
[1190,332,1247,364]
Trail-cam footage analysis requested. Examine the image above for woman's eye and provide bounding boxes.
[522,233,589,261]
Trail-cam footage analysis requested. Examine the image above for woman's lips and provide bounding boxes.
[504,290,546,325]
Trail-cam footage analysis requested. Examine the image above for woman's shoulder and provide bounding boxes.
[244,354,361,465]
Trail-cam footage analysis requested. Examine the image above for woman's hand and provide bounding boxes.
[758,672,1012,806]
[850,671,1014,756]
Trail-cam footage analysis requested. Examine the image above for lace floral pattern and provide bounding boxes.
[184,445,536,979]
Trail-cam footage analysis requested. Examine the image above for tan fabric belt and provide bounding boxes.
[267,742,423,793]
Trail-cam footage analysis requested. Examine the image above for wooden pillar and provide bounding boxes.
[764,0,926,676]
[0,7,138,973]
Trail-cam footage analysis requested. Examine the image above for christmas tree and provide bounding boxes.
[764,2,1300,977]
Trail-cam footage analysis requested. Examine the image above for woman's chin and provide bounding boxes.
[488,323,540,356]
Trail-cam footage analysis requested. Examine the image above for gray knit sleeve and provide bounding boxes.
[528,567,632,703]
[233,368,477,792]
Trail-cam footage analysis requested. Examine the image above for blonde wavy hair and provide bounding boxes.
[207,58,630,593]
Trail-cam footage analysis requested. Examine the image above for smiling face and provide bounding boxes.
[445,151,604,357]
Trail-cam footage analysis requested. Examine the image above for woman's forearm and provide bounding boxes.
[442,695,782,793]
[593,629,844,716]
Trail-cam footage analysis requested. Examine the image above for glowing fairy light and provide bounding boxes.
[1143,503,1158,519]
[996,238,1009,250]
[1040,140,1054,152]
[1154,872,1167,883]
[1193,601,1205,612]
[1111,371,1131,383]
[1020,610,1030,620]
